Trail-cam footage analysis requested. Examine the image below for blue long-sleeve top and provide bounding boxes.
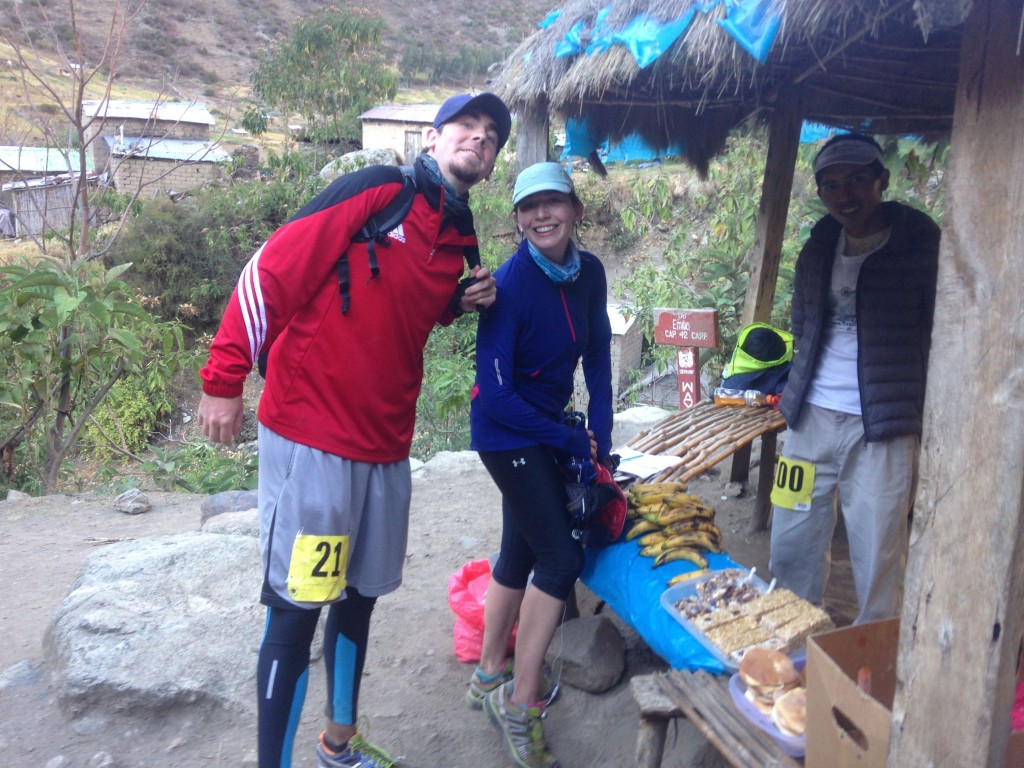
[469,238,614,460]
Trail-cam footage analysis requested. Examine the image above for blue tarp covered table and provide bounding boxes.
[581,539,749,674]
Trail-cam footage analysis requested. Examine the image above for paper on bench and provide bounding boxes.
[613,446,684,479]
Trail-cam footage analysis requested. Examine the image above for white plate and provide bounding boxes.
[727,654,806,758]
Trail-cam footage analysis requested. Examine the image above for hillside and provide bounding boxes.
[1,0,555,126]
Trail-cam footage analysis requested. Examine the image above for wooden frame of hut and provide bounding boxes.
[493,1,1024,764]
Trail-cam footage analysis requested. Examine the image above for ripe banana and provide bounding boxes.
[653,547,709,569]
[630,490,706,508]
[639,543,666,559]
[662,531,723,554]
[628,481,688,495]
[667,569,709,587]
[655,505,716,526]
[637,531,669,548]
[662,519,722,538]
[624,519,664,541]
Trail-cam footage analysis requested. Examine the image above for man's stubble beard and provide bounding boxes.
[448,155,490,189]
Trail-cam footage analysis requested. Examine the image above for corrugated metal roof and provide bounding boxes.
[104,136,230,163]
[0,147,87,173]
[359,104,440,124]
[1,172,98,192]
[82,100,216,125]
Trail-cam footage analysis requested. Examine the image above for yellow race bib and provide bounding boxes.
[770,456,815,511]
[287,534,350,603]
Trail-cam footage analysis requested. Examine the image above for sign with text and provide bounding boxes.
[653,308,720,348]
[653,308,720,410]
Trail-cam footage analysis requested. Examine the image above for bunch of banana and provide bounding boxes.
[624,481,726,574]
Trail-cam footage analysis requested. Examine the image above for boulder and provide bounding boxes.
[44,532,263,716]
[545,614,625,693]
[319,149,400,183]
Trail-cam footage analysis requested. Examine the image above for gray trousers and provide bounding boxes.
[769,403,919,624]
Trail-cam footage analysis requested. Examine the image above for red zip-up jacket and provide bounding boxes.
[200,158,478,462]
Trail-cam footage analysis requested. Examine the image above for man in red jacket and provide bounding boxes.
[197,92,509,768]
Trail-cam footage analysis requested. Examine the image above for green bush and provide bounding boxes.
[142,442,258,494]
[83,375,175,458]
[107,171,323,334]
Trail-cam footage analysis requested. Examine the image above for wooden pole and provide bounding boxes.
[513,96,550,173]
[890,2,1024,765]
[741,86,803,327]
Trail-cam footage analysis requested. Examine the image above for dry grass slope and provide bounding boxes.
[3,0,555,109]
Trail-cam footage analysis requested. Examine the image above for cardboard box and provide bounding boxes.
[806,618,1024,768]
[805,619,899,768]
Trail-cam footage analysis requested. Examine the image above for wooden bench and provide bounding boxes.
[624,400,786,532]
[632,669,801,768]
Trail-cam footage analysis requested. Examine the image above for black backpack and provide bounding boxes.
[256,165,479,378]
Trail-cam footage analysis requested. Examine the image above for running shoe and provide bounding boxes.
[466,658,514,709]
[467,661,558,710]
[316,732,396,768]
[483,683,560,768]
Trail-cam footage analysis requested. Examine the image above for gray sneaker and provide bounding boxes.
[483,682,560,768]
[467,662,559,710]
[466,659,514,709]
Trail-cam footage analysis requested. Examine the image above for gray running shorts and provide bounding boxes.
[257,424,412,608]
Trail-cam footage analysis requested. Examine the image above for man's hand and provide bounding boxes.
[197,393,245,446]
[459,265,497,312]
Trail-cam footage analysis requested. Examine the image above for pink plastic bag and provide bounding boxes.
[447,558,516,663]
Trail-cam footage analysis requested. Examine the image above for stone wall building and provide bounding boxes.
[358,104,439,163]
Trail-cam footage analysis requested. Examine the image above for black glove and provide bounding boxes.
[449,276,480,317]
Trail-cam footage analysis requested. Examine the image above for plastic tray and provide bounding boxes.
[659,568,769,671]
[727,654,806,758]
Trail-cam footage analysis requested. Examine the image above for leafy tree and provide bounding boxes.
[0,0,197,493]
[0,257,189,493]
[250,7,399,146]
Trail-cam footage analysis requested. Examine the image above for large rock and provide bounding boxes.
[545,614,625,693]
[612,405,671,451]
[44,532,263,716]
[319,148,400,183]
[200,489,258,525]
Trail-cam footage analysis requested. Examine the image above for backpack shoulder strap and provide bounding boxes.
[337,165,418,314]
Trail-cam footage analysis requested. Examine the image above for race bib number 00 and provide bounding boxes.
[287,534,350,603]
[770,456,815,511]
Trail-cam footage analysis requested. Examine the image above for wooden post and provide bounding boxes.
[653,309,719,410]
[514,95,550,173]
[890,3,1024,766]
[741,86,802,327]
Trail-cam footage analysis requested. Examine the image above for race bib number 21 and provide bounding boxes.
[287,534,350,603]
[770,457,815,511]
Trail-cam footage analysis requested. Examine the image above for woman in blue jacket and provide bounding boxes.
[467,162,613,768]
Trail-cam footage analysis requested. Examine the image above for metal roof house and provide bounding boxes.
[0,147,87,186]
[103,135,230,198]
[81,99,223,191]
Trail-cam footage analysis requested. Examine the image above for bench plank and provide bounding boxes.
[632,670,801,768]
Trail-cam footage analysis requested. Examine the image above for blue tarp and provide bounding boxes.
[581,541,746,673]
[549,0,783,68]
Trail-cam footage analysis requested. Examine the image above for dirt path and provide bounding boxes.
[0,458,855,768]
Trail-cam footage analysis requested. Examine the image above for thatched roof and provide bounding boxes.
[493,0,970,173]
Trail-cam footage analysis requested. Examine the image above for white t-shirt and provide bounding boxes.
[805,228,891,415]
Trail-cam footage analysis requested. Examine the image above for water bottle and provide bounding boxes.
[743,390,768,406]
[713,387,768,406]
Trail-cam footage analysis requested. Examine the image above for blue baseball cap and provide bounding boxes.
[512,162,574,206]
[433,93,512,151]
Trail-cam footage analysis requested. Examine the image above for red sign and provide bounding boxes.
[653,308,719,348]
